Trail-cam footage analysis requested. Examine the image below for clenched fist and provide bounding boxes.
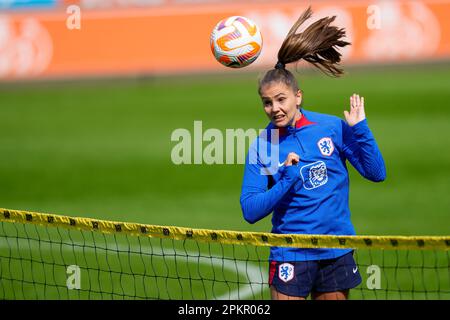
[284,152,300,166]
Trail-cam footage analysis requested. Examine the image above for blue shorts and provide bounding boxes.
[269,251,362,297]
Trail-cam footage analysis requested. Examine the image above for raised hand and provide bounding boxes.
[344,94,366,127]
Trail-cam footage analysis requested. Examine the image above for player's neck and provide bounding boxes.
[290,110,302,127]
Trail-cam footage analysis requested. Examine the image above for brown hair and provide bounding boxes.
[259,7,350,94]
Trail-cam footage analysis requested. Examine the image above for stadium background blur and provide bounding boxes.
[0,0,449,294]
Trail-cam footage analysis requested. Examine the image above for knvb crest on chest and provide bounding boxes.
[300,161,328,190]
[317,137,334,156]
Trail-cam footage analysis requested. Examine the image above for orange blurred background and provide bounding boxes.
[1,0,449,80]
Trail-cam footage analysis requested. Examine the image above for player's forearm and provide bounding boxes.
[240,165,299,224]
[349,120,386,182]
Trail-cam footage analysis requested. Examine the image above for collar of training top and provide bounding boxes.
[278,112,316,136]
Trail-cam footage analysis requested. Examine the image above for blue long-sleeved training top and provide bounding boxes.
[240,108,386,261]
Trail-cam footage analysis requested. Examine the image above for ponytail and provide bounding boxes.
[259,7,350,93]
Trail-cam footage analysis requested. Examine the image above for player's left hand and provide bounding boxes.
[344,93,366,127]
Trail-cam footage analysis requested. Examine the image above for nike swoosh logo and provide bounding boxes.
[278,162,284,167]
[352,267,358,273]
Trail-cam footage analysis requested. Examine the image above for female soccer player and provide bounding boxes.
[240,7,386,300]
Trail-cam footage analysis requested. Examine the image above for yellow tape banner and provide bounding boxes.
[1,208,449,250]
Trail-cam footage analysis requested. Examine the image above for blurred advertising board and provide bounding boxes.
[0,0,449,80]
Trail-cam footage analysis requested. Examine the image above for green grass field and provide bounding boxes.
[0,63,449,299]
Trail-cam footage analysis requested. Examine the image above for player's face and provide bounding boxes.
[260,82,302,127]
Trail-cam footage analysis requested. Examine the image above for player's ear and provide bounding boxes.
[296,89,302,107]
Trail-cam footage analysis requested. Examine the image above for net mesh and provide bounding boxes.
[0,209,449,300]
